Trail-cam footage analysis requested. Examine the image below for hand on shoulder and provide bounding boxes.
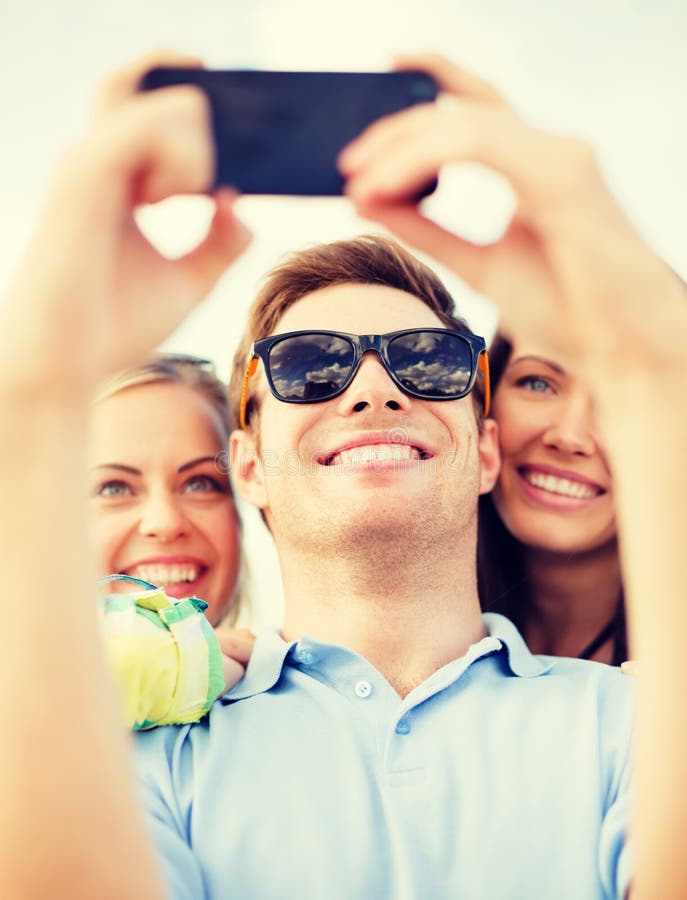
[216,627,256,691]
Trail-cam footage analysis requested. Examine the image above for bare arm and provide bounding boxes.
[341,53,687,897]
[601,380,687,899]
[0,53,250,899]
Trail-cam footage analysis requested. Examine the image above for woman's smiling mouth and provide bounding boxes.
[122,558,209,598]
[517,465,605,504]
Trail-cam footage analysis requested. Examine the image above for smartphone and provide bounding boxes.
[139,68,438,196]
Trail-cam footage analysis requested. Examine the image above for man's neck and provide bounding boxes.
[279,543,486,697]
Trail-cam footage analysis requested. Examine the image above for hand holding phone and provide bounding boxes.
[139,68,438,196]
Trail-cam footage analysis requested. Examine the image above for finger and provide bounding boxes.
[94,49,203,118]
[345,99,594,225]
[215,626,256,666]
[172,190,252,299]
[340,64,507,177]
[620,661,639,677]
[344,102,483,201]
[221,656,246,692]
[339,100,442,176]
[392,53,507,105]
[356,199,559,342]
[352,198,495,288]
[91,85,215,206]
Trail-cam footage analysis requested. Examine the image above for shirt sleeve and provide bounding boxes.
[597,679,633,900]
[598,772,632,899]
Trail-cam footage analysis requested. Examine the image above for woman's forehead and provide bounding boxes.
[89,382,227,460]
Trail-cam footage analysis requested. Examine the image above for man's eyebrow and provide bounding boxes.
[178,456,218,474]
[90,463,141,475]
[510,355,565,374]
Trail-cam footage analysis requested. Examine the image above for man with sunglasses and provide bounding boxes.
[2,50,687,900]
[131,232,632,899]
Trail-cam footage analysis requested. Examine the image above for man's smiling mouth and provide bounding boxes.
[322,443,430,467]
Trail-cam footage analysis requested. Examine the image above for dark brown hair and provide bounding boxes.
[228,235,484,432]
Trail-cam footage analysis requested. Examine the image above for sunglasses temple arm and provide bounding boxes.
[478,351,491,417]
[239,357,259,430]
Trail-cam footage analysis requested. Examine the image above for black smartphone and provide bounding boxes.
[139,68,438,196]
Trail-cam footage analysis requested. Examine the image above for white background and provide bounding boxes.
[2,0,685,627]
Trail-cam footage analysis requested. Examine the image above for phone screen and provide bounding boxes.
[140,68,438,196]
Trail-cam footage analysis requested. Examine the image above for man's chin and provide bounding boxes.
[325,505,429,545]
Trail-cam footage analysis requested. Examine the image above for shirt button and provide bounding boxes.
[295,649,316,666]
[354,679,373,699]
[395,717,411,735]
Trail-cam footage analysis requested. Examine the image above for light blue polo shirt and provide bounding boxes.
[135,613,633,900]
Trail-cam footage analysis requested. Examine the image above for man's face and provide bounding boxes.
[232,283,499,558]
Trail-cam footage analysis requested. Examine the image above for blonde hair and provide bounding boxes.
[99,354,231,429]
[97,354,248,626]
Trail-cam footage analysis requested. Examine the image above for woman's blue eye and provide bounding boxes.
[183,474,224,494]
[518,375,552,394]
[97,480,132,498]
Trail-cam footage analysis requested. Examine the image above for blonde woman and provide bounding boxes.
[92,354,254,726]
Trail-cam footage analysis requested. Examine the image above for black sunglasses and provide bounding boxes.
[239,328,490,428]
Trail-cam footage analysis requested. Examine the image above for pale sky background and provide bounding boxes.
[1,0,685,627]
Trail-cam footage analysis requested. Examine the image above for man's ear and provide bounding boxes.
[478,418,500,495]
[229,428,269,510]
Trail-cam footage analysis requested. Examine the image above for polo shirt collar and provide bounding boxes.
[482,612,554,677]
[221,628,295,702]
[221,613,551,703]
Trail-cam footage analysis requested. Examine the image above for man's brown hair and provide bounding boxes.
[228,235,484,432]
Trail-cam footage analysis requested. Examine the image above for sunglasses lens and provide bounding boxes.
[268,333,355,401]
[388,331,473,397]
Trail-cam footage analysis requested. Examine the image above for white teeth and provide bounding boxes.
[329,443,421,467]
[525,471,597,499]
[129,563,201,585]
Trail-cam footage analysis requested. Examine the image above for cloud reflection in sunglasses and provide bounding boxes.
[274,361,349,398]
[271,335,354,400]
[271,336,473,400]
[395,360,472,394]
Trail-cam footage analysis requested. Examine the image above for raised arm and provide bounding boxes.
[341,53,687,898]
[0,54,250,900]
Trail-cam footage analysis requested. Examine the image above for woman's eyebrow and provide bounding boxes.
[510,355,565,374]
[90,463,141,475]
[178,456,218,474]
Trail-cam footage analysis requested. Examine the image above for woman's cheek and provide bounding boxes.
[90,512,128,576]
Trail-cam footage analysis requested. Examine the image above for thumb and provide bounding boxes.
[353,199,494,290]
[221,656,246,692]
[215,626,256,666]
[173,190,252,300]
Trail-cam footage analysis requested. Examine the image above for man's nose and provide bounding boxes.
[138,491,189,541]
[335,352,412,416]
